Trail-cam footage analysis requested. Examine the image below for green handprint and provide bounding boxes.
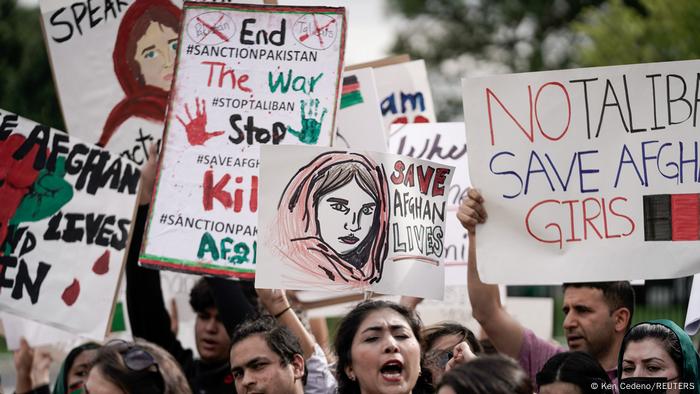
[10,156,73,225]
[287,98,328,144]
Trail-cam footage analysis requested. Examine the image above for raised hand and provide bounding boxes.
[287,98,328,144]
[456,188,487,234]
[444,342,476,372]
[11,156,73,225]
[0,135,45,246]
[176,98,224,146]
[256,288,290,317]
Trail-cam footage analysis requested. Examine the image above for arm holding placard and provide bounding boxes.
[256,288,337,394]
[457,188,525,359]
[13,338,51,394]
[126,147,200,376]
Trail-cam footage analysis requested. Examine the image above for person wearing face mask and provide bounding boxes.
[334,300,435,394]
[618,320,700,394]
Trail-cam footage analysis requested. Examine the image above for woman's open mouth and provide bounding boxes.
[380,360,404,382]
[339,234,359,244]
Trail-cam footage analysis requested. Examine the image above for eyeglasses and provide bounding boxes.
[104,339,160,373]
[82,340,165,394]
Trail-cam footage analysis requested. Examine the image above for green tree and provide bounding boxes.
[385,0,645,119]
[0,0,64,130]
[574,0,700,66]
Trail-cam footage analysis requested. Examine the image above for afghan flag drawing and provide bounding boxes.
[644,194,700,241]
[340,75,363,109]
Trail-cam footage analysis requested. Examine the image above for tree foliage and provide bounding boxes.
[574,0,700,66]
[385,0,645,119]
[0,0,64,129]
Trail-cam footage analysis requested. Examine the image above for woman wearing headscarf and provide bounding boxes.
[618,319,700,394]
[99,0,180,147]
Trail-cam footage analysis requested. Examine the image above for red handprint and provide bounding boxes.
[176,98,224,146]
[0,135,47,247]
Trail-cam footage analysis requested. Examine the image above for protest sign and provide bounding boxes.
[256,145,454,299]
[389,122,470,285]
[374,59,437,134]
[140,3,346,278]
[685,274,700,335]
[333,67,387,151]
[462,60,700,284]
[0,109,139,339]
[40,0,267,165]
[1,281,132,350]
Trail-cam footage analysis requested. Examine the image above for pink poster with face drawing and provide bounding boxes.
[256,145,454,299]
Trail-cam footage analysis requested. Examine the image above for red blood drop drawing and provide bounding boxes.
[62,279,80,306]
[92,250,110,275]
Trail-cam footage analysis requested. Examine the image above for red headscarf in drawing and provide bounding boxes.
[99,0,181,147]
[275,151,390,286]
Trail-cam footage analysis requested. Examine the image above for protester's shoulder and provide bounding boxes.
[520,327,565,362]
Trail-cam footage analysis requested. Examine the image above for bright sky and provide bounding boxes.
[20,0,396,64]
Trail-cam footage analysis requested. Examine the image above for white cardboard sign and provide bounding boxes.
[256,145,454,299]
[0,109,139,339]
[40,0,265,164]
[462,60,700,284]
[374,59,437,135]
[333,67,387,151]
[389,122,470,285]
[140,3,346,278]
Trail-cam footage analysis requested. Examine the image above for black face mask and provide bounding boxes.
[619,377,671,394]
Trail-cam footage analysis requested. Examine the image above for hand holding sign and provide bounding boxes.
[456,188,487,235]
[287,98,327,144]
[177,98,224,146]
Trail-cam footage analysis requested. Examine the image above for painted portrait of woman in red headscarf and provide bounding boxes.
[99,0,181,147]
[274,151,390,287]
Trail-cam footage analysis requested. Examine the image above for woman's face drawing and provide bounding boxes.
[135,21,177,91]
[317,178,376,255]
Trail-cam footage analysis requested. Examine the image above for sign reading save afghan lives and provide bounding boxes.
[389,123,470,286]
[140,3,346,278]
[0,109,139,339]
[256,145,454,299]
[463,60,700,284]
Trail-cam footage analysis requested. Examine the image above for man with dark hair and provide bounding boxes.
[562,281,636,328]
[127,150,334,394]
[229,316,306,394]
[127,204,255,393]
[457,188,635,389]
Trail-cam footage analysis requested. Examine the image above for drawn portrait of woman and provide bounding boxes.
[274,151,390,287]
[99,0,181,147]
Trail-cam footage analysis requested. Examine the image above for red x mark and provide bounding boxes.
[196,15,229,43]
[299,14,336,45]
